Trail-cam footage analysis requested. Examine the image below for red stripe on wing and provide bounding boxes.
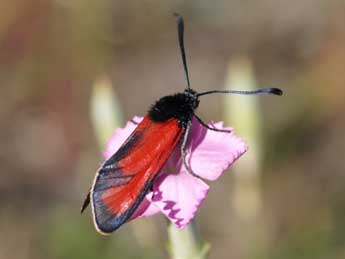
[90,116,184,234]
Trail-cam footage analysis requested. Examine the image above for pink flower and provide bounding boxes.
[103,116,248,228]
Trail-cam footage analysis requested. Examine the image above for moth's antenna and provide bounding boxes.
[197,88,283,97]
[174,13,190,89]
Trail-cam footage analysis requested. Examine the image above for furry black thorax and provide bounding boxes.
[148,89,199,128]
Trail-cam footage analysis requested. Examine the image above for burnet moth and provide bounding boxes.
[81,14,283,234]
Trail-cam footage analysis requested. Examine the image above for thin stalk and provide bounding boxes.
[167,220,209,259]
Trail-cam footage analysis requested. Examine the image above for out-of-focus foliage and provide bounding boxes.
[1,1,345,259]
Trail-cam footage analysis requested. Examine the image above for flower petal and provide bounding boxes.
[150,169,209,228]
[186,117,248,181]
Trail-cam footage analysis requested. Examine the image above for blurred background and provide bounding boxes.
[1,1,345,258]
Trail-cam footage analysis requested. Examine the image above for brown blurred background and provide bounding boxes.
[1,1,345,259]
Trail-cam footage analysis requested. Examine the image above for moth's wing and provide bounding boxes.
[90,116,184,234]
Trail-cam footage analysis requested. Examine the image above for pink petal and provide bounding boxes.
[150,170,209,228]
[186,117,248,181]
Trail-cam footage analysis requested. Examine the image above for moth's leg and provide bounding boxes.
[194,114,231,133]
[181,121,201,179]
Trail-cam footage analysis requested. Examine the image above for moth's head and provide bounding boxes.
[184,88,199,111]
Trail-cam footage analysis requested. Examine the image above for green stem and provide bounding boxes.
[167,220,209,259]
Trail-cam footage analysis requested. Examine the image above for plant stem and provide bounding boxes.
[167,220,209,259]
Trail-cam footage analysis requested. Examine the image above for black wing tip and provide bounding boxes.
[94,223,114,236]
[92,202,123,235]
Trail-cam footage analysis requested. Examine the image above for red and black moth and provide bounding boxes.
[81,14,283,234]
